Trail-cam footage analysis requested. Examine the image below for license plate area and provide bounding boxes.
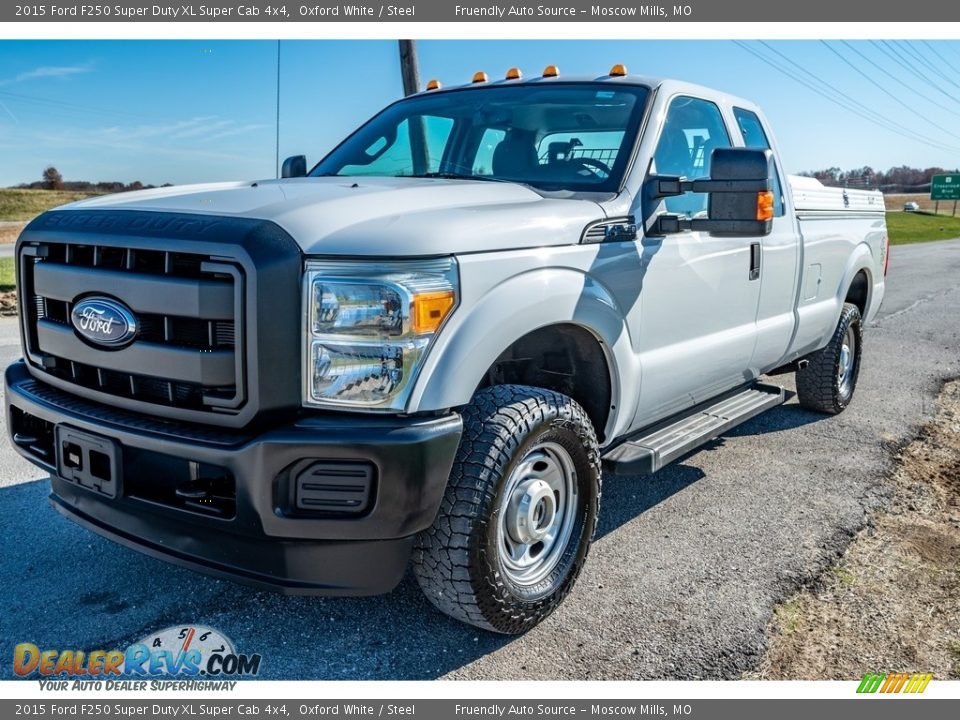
[55,425,122,499]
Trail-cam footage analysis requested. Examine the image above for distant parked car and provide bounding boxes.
[904,201,920,212]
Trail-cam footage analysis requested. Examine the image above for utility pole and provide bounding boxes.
[398,39,421,97]
[398,40,427,175]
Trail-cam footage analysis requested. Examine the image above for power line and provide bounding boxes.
[897,41,960,92]
[820,41,960,141]
[871,41,960,107]
[743,41,960,153]
[922,41,960,75]
[734,42,960,155]
[275,39,281,179]
[0,88,151,120]
[839,41,960,116]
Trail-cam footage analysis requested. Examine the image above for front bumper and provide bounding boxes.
[5,361,462,595]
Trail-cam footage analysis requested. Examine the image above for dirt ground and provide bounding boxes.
[0,223,25,244]
[752,381,960,680]
[0,291,16,317]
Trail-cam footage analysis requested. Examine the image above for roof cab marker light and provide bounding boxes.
[505,67,522,80]
[542,65,560,77]
[472,71,488,83]
[609,64,628,77]
[425,79,441,91]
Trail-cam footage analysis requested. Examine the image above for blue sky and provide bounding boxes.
[1,39,959,187]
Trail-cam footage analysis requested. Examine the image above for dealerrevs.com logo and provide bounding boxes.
[13,626,261,689]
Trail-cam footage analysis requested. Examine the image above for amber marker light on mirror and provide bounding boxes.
[756,191,775,222]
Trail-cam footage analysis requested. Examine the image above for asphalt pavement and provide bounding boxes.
[1,239,958,680]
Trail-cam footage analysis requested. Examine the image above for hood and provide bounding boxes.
[56,177,606,255]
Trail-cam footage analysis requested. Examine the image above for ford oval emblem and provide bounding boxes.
[70,297,138,348]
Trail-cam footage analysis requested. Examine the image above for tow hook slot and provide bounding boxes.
[175,471,236,517]
[54,425,121,499]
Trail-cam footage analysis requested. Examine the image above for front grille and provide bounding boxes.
[21,240,244,415]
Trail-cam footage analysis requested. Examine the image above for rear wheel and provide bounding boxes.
[796,302,863,414]
[412,385,601,634]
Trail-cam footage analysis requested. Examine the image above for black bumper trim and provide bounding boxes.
[49,493,415,596]
[6,362,463,596]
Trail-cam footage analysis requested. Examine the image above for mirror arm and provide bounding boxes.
[654,176,770,198]
[654,213,773,237]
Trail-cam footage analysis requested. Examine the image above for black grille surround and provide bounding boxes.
[17,210,303,428]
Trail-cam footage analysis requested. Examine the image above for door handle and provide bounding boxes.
[749,242,761,281]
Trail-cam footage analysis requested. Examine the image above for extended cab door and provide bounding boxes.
[732,106,801,371]
[630,95,763,428]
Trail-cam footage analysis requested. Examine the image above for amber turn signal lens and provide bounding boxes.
[609,63,628,76]
[412,291,456,334]
[472,71,488,83]
[756,191,775,222]
[505,67,522,80]
[542,65,560,77]
[425,79,441,91]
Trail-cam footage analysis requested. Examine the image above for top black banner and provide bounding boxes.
[6,0,959,22]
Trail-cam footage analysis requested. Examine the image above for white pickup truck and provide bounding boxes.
[7,68,887,634]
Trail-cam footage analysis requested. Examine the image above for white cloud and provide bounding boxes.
[0,64,94,86]
[16,65,93,82]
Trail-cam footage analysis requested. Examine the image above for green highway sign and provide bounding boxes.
[931,174,960,200]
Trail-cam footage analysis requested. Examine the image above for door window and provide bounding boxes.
[733,107,785,217]
[653,96,732,218]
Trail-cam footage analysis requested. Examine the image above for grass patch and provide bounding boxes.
[0,188,100,221]
[774,598,804,636]
[886,211,960,245]
[830,566,856,587]
[0,256,15,291]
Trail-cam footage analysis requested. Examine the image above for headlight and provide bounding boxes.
[303,258,458,409]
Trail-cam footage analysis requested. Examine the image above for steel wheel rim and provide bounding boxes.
[496,441,578,587]
[838,324,857,396]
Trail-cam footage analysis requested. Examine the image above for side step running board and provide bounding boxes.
[602,382,786,476]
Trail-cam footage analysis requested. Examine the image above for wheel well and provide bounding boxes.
[477,324,612,442]
[845,270,870,315]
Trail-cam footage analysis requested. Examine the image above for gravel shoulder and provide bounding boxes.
[752,380,960,680]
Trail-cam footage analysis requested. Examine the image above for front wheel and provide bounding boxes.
[412,385,601,634]
[796,302,863,414]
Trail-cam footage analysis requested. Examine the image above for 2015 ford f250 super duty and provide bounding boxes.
[6,68,887,633]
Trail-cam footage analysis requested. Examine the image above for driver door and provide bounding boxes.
[630,95,762,428]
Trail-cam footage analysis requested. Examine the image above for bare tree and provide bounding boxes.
[42,166,64,191]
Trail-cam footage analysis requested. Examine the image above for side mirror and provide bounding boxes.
[652,148,775,237]
[281,155,307,179]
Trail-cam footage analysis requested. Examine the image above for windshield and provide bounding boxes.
[311,83,650,193]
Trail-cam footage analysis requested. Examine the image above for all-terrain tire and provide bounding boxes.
[796,302,863,414]
[412,385,601,634]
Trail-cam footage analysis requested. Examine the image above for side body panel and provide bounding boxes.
[788,212,886,358]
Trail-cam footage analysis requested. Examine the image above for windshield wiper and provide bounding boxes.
[408,172,533,188]
[409,172,493,181]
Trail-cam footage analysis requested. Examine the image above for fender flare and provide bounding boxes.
[406,267,641,441]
